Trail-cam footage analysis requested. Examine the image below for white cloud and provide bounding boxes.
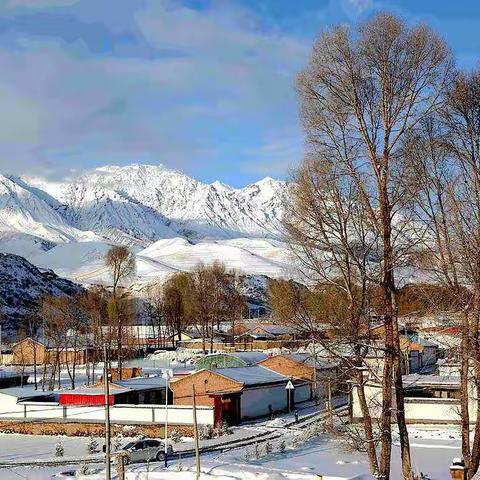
[0,0,311,182]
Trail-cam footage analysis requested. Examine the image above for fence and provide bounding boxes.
[0,400,214,426]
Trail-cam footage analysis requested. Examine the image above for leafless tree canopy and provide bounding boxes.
[105,245,136,292]
[293,13,453,480]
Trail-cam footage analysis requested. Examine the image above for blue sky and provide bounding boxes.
[0,0,478,187]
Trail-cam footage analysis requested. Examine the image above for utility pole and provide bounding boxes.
[103,343,111,480]
[163,365,172,468]
[192,385,201,480]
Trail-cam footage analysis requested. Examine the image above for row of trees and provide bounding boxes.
[13,246,247,390]
[277,11,480,480]
[144,261,246,353]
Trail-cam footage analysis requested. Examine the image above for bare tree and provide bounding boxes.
[405,71,480,478]
[283,156,381,475]
[296,13,453,479]
[105,246,136,379]
[79,286,109,384]
[162,272,192,348]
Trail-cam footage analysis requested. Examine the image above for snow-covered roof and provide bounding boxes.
[403,374,460,389]
[213,366,289,386]
[115,376,167,392]
[0,386,56,401]
[225,352,269,364]
[413,337,439,348]
[0,368,26,379]
[257,325,295,335]
[282,353,338,370]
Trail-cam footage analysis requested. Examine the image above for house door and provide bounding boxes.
[222,394,241,426]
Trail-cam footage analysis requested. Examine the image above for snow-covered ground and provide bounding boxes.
[0,426,464,479]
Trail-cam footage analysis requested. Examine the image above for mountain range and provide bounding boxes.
[0,164,294,286]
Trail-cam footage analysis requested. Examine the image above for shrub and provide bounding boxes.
[86,436,99,454]
[265,441,273,455]
[199,425,213,440]
[55,439,65,457]
[170,428,182,443]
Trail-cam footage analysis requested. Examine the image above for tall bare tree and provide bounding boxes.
[283,156,381,474]
[79,286,109,384]
[296,13,453,479]
[105,246,136,379]
[162,272,192,347]
[405,71,480,478]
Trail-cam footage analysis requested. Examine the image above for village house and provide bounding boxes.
[169,365,310,426]
[258,353,339,398]
[58,375,170,406]
[10,337,86,366]
[0,368,29,388]
[350,373,463,425]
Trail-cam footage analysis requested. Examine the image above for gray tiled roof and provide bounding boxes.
[213,366,289,386]
[282,353,338,369]
[115,376,167,392]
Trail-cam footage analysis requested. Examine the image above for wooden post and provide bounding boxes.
[192,385,201,480]
[450,458,467,480]
[116,454,126,480]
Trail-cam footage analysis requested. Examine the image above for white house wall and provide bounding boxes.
[0,398,214,426]
[241,385,288,418]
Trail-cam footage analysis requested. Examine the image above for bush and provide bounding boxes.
[77,464,89,477]
[86,436,99,454]
[113,433,123,451]
[198,425,213,440]
[170,428,182,443]
[55,439,65,457]
[264,441,273,455]
[213,421,232,438]
[242,447,252,462]
[291,433,304,449]
[220,421,232,436]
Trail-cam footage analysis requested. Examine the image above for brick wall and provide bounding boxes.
[258,356,315,382]
[170,370,243,407]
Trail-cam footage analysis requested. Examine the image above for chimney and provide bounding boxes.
[450,458,467,480]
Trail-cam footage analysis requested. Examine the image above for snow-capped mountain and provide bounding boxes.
[0,164,295,285]
[23,164,287,245]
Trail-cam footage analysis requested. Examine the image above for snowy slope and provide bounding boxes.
[0,175,98,245]
[0,253,82,334]
[138,238,290,278]
[24,236,293,286]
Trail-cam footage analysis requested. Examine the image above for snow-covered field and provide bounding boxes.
[0,426,463,479]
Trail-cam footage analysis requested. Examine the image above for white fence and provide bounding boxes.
[351,383,462,424]
[0,398,214,426]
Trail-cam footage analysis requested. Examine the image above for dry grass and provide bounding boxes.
[0,421,193,437]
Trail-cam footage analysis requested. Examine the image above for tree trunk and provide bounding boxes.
[354,363,379,475]
[378,173,412,480]
[460,310,472,473]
